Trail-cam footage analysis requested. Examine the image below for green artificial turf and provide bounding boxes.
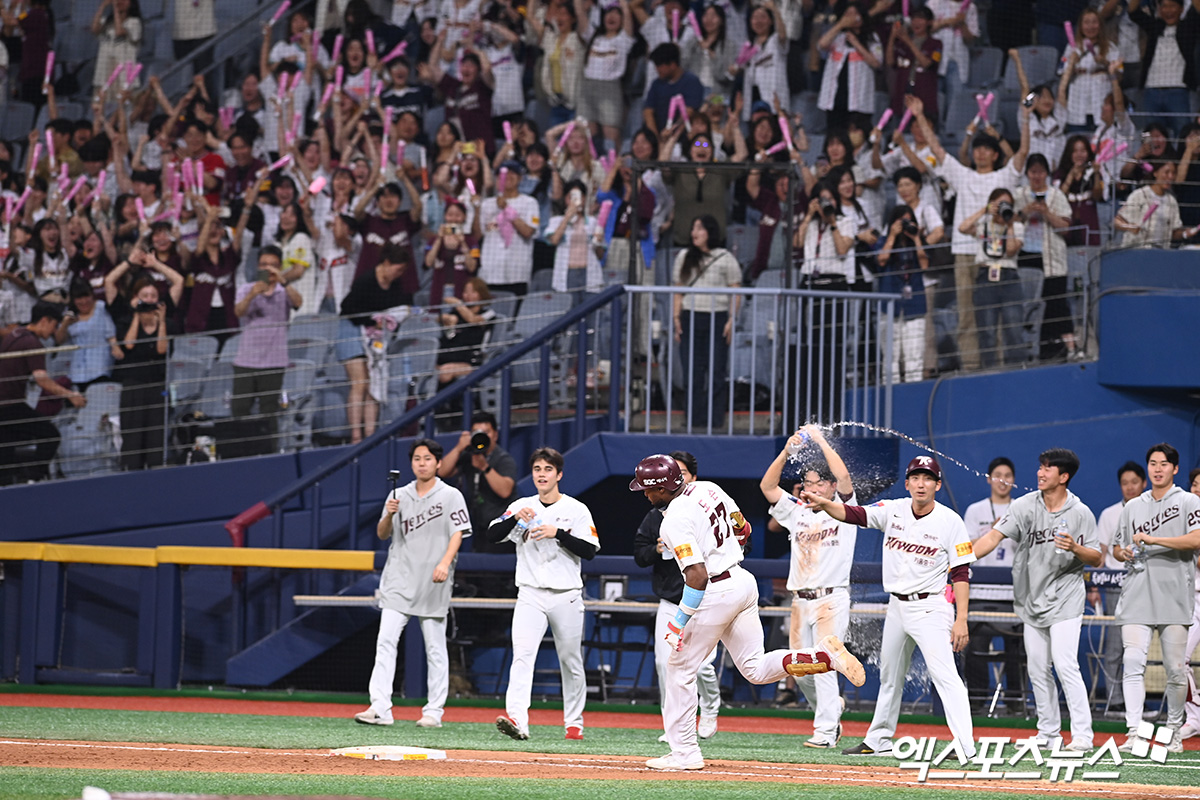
[0,769,1064,800]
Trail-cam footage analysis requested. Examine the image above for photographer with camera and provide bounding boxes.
[116,279,173,470]
[425,201,478,305]
[439,410,518,552]
[958,188,1025,369]
[875,206,930,384]
[1014,154,1075,362]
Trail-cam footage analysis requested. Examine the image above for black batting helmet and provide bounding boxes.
[629,454,685,492]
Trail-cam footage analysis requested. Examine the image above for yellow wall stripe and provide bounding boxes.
[155,547,375,571]
[41,544,158,567]
[0,542,46,561]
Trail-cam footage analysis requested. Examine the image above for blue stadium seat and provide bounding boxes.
[968,46,1004,89]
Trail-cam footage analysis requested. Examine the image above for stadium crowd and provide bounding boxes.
[1,0,1200,483]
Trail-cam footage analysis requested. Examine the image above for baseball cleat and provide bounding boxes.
[657,733,669,743]
[817,635,866,687]
[496,715,529,741]
[783,655,827,678]
[803,737,838,749]
[842,741,890,755]
[1166,732,1184,754]
[565,726,584,740]
[354,709,393,726]
[1117,732,1140,753]
[645,754,705,771]
[1064,739,1091,752]
[1179,722,1199,739]
[697,716,718,739]
[415,715,442,728]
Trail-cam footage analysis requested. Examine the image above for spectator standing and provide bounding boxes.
[1129,0,1200,134]
[1111,443,1200,754]
[425,201,478,304]
[55,280,119,393]
[1014,154,1075,361]
[172,0,216,81]
[187,191,251,336]
[489,447,599,742]
[660,127,747,251]
[886,8,941,121]
[315,213,362,315]
[116,280,171,470]
[1009,49,1069,164]
[1115,160,1185,246]
[577,0,635,151]
[475,163,539,295]
[545,181,603,303]
[231,246,302,453]
[816,2,882,132]
[973,448,1100,752]
[927,0,979,98]
[1055,136,1105,247]
[91,0,142,101]
[422,36,497,157]
[438,410,518,552]
[354,177,424,296]
[22,219,71,303]
[672,215,740,431]
[1095,459,1146,717]
[15,0,53,104]
[875,205,929,383]
[682,5,737,97]
[0,302,84,485]
[738,1,790,124]
[1060,9,1114,131]
[957,187,1025,369]
[643,43,705,136]
[528,0,585,126]
[435,277,495,390]
[354,438,471,729]
[336,243,414,444]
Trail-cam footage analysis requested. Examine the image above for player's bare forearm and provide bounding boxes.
[951,581,970,651]
[972,529,1003,558]
[1137,530,1200,551]
[808,425,852,494]
[376,515,393,540]
[1074,544,1103,567]
[682,562,708,591]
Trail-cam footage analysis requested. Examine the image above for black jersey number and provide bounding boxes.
[708,502,731,546]
[451,509,470,528]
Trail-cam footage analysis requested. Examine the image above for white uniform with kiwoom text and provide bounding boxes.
[859,498,977,756]
[496,494,599,736]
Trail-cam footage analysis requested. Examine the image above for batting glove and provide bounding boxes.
[664,619,684,652]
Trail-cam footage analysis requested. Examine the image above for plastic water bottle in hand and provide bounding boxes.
[1054,518,1073,561]
[786,429,810,460]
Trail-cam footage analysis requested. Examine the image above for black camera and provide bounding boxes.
[819,198,838,218]
[902,219,920,237]
[134,300,158,312]
[998,201,1015,223]
[1033,192,1046,203]
[1022,91,1037,108]
[470,430,490,452]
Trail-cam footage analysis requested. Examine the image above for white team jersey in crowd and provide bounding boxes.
[769,491,857,591]
[659,481,745,579]
[863,498,976,596]
[495,494,599,591]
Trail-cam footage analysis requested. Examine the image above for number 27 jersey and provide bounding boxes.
[660,481,745,578]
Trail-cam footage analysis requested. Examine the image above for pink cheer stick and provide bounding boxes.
[332,35,344,65]
[3,195,12,224]
[269,154,292,171]
[1095,139,1113,162]
[335,65,345,92]
[466,178,476,196]
[381,41,408,64]
[219,107,235,128]
[596,199,613,229]
[365,29,376,57]
[902,0,909,17]
[94,170,106,199]
[102,64,124,94]
[309,176,327,195]
[498,167,508,190]
[135,197,146,222]
[62,175,88,205]
[58,162,68,186]
[364,72,373,100]
[876,108,894,130]
[42,51,54,92]
[607,148,617,171]
[312,28,321,54]
[671,9,680,41]
[279,71,292,95]
[779,115,793,150]
[12,187,32,219]
[181,159,194,191]
[959,0,971,14]
[503,120,513,144]
[1142,203,1158,223]
[194,160,205,193]
[1142,161,1154,172]
[556,120,576,152]
[151,207,174,223]
[30,142,42,171]
[763,140,788,156]
[379,145,388,175]
[736,42,758,67]
[686,10,703,39]
[45,130,56,166]
[1064,21,1075,50]
[126,63,143,85]
[396,140,405,165]
[291,111,303,140]
[269,0,291,25]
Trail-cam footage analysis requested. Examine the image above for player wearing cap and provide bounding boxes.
[804,455,976,758]
[630,454,867,771]
[355,438,471,728]
[487,447,600,742]
[1111,443,1200,754]
[759,425,857,749]
[973,449,1100,751]
[632,450,723,743]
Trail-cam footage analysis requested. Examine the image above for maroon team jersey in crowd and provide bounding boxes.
[356,213,420,295]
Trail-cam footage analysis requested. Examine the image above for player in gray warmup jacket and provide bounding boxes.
[973,448,1100,751]
[1112,443,1200,754]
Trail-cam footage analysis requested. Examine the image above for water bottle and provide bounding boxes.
[1127,539,1148,575]
[1055,518,1073,562]
[787,430,810,458]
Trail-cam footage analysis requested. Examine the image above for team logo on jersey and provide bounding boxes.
[871,501,887,507]
[588,526,598,539]
[955,542,974,557]
[884,536,939,557]
[674,543,693,559]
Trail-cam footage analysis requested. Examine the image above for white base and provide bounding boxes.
[330,745,448,761]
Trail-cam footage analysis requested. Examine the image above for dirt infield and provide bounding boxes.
[2,738,1199,798]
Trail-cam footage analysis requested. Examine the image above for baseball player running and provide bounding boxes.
[760,425,858,749]
[355,438,471,728]
[972,448,1100,751]
[487,447,600,741]
[1111,443,1200,753]
[632,451,722,743]
[804,455,977,758]
[630,454,866,771]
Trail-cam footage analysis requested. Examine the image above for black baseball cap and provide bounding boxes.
[905,455,942,480]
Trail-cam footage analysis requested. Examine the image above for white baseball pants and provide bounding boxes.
[1122,623,1190,732]
[1185,594,1200,732]
[789,589,851,741]
[863,596,975,757]
[1023,616,1093,746]
[505,585,587,735]
[655,599,720,719]
[367,608,448,722]
[662,567,818,763]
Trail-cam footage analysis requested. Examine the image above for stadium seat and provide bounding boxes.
[488,290,518,321]
[791,91,825,135]
[968,46,1004,88]
[528,269,554,293]
[58,381,122,478]
[288,315,339,370]
[173,334,221,368]
[384,335,439,424]
[277,359,317,452]
[197,361,235,419]
[1003,46,1061,93]
[2,102,35,143]
[167,358,208,411]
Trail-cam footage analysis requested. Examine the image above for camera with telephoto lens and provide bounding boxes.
[902,219,920,238]
[998,201,1015,223]
[134,300,158,312]
[819,198,838,218]
[470,430,490,452]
